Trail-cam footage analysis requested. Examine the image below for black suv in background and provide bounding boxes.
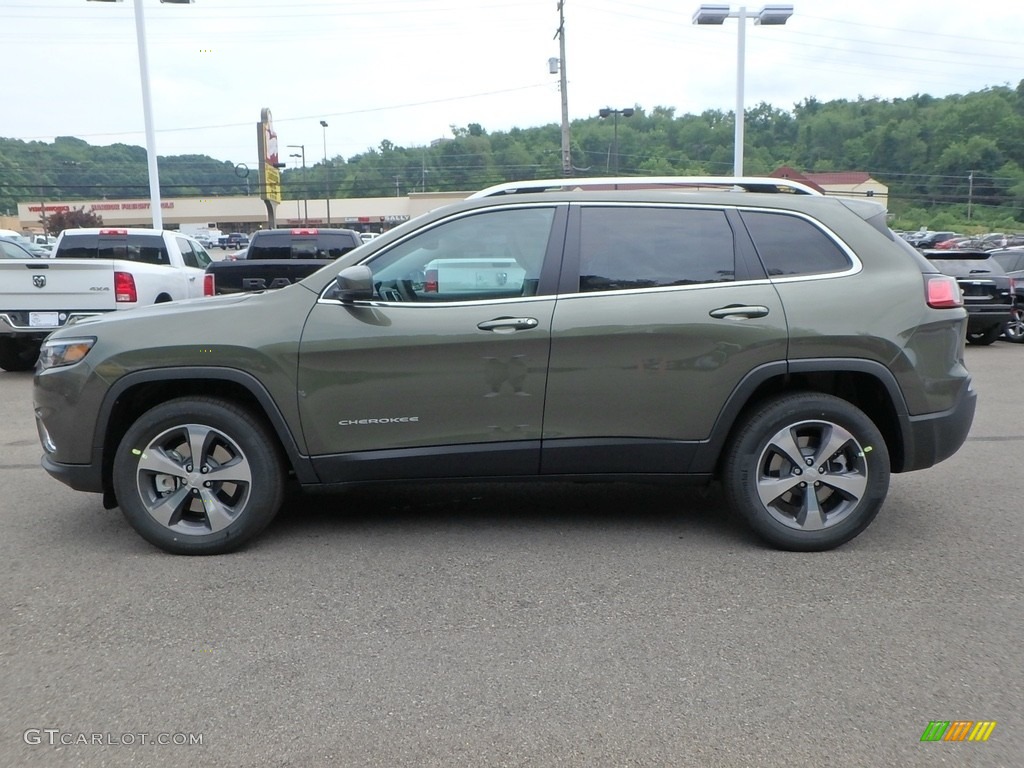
[923,249,1015,345]
[989,247,1024,342]
[34,177,977,555]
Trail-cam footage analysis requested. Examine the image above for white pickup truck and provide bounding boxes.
[0,228,214,371]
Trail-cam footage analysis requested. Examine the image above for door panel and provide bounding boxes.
[297,299,554,461]
[542,204,788,474]
[296,205,565,482]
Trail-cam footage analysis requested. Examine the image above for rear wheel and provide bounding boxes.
[112,397,285,555]
[1003,303,1024,343]
[967,325,1002,345]
[0,337,41,372]
[722,393,890,551]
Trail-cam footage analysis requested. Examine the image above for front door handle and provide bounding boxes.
[709,304,770,319]
[477,317,539,333]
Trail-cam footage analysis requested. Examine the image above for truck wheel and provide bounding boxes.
[0,338,41,372]
[722,393,890,552]
[966,325,1001,345]
[112,397,285,555]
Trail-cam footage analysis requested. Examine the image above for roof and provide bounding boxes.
[804,171,874,186]
[770,167,878,189]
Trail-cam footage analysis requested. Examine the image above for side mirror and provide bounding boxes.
[326,265,374,303]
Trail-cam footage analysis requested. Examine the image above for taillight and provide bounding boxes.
[204,273,215,296]
[114,271,138,303]
[926,275,962,309]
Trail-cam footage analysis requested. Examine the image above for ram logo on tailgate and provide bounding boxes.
[32,275,46,288]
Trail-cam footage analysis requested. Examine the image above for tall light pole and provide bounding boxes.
[287,144,307,224]
[598,107,634,175]
[87,0,194,230]
[320,120,331,226]
[693,4,794,177]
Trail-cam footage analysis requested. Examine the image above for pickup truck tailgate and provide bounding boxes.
[0,260,116,317]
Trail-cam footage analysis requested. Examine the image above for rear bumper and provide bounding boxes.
[900,379,977,472]
[965,307,1011,332]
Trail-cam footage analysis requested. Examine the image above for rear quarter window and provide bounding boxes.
[741,211,851,277]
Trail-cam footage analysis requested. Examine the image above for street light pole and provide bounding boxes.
[287,145,307,224]
[320,120,331,226]
[598,107,634,175]
[87,0,194,230]
[693,4,794,177]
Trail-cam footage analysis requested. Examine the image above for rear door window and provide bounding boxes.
[577,206,736,292]
[175,237,212,269]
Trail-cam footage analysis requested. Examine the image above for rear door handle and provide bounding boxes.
[477,317,539,332]
[709,304,770,319]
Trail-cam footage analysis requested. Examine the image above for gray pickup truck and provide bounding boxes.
[205,228,363,294]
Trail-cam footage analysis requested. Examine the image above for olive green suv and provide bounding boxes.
[33,177,976,555]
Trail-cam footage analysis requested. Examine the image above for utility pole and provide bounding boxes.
[967,170,974,221]
[555,1,571,176]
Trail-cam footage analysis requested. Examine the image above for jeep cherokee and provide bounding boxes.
[33,177,976,555]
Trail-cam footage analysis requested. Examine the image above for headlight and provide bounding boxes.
[38,337,96,370]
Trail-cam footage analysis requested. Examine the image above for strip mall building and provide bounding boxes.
[12,191,469,236]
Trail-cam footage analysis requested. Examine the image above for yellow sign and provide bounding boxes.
[263,166,281,204]
[257,108,282,204]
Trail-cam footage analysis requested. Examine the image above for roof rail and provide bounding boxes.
[468,176,822,199]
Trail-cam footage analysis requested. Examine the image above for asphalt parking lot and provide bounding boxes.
[1,343,1021,767]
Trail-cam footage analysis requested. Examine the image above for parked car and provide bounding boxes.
[0,228,214,371]
[0,236,41,259]
[923,248,1015,345]
[989,247,1024,343]
[911,231,959,249]
[217,232,250,250]
[33,176,975,555]
[1,233,52,258]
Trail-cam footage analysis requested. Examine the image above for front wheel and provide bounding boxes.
[1003,303,1024,344]
[722,393,890,551]
[112,397,285,555]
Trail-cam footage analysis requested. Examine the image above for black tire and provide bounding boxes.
[722,393,890,552]
[1003,303,1024,344]
[112,397,285,555]
[0,337,41,372]
[966,325,1001,346]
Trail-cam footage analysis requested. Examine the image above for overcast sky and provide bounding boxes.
[5,0,1024,170]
